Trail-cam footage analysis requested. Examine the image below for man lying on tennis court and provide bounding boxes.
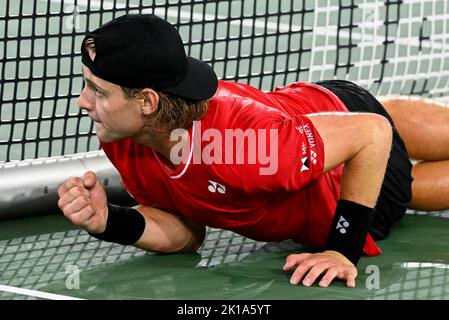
[57,14,449,288]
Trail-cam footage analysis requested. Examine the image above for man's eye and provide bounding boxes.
[90,86,103,97]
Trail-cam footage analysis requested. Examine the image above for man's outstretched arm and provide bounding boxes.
[284,112,392,288]
[57,171,206,254]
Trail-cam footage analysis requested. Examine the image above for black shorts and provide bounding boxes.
[315,80,414,240]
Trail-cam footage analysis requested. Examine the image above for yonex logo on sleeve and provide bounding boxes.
[300,151,317,172]
[208,180,226,194]
[300,157,310,172]
[295,124,316,149]
[336,216,350,234]
[310,151,317,164]
[298,126,318,173]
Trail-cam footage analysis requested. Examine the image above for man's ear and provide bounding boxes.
[140,89,159,115]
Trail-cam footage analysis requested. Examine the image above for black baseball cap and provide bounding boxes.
[81,14,218,101]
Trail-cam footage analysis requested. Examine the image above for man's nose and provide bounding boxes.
[78,87,93,111]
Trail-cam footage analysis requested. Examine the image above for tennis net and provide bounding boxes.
[1,0,448,163]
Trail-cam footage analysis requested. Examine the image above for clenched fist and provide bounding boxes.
[57,171,108,234]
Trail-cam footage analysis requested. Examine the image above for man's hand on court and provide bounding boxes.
[57,171,108,234]
[283,250,357,288]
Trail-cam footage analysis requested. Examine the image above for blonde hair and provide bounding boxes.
[122,87,208,134]
[84,37,209,135]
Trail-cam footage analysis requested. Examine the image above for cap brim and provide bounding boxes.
[162,57,218,101]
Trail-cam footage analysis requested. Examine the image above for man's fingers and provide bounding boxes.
[283,253,311,271]
[289,260,315,285]
[58,187,90,210]
[64,176,84,191]
[318,264,357,288]
[346,277,356,288]
[70,205,95,228]
[284,251,359,288]
[58,173,96,197]
[62,196,90,215]
[301,263,332,287]
[66,187,90,204]
[343,270,357,288]
[58,176,84,198]
[319,268,339,287]
[57,173,106,234]
[83,171,97,189]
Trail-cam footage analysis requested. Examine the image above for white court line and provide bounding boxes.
[0,284,85,300]
[400,262,449,269]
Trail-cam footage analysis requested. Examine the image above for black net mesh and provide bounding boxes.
[1,0,449,163]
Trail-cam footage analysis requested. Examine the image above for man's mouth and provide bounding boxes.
[87,113,100,123]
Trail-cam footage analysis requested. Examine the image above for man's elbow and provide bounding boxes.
[181,225,206,253]
[366,114,393,153]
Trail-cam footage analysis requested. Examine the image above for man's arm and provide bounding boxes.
[308,112,392,207]
[133,205,206,253]
[284,112,392,288]
[57,171,206,254]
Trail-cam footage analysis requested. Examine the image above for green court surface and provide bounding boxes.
[0,211,448,300]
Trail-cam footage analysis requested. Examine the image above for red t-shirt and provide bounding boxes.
[101,80,381,256]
